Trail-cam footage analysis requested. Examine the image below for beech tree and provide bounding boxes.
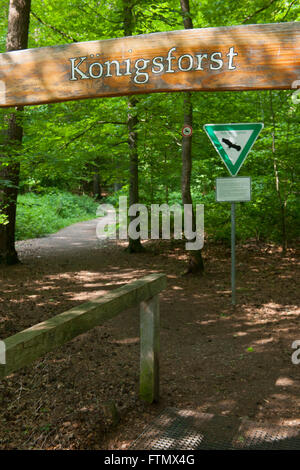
[123,0,144,253]
[179,0,204,274]
[0,0,31,265]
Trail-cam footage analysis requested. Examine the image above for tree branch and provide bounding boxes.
[31,11,79,43]
[111,140,128,147]
[280,0,297,21]
[242,0,278,23]
[77,3,122,24]
[60,121,127,150]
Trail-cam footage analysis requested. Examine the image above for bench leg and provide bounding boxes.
[139,295,160,403]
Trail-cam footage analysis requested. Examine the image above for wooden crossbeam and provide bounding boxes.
[0,22,299,107]
[0,273,166,381]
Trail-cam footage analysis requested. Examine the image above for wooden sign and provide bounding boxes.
[0,22,299,107]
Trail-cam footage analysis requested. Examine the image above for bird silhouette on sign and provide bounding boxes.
[222,138,241,152]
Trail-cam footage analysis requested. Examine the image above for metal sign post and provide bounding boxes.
[215,176,252,305]
[231,202,236,306]
[205,121,264,305]
[216,177,251,304]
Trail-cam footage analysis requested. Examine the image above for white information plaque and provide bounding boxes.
[216,177,251,202]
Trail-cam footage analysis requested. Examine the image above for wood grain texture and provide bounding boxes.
[0,22,299,107]
[0,273,167,379]
[140,295,160,403]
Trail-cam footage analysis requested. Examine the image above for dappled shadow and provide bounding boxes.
[130,407,300,450]
[0,233,299,449]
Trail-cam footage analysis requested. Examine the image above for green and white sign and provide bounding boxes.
[203,123,263,176]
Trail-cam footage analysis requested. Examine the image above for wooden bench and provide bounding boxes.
[0,273,166,403]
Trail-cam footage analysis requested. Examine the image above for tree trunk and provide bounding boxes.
[180,0,204,274]
[181,93,193,208]
[123,0,144,253]
[93,172,102,201]
[0,0,31,265]
[269,91,287,253]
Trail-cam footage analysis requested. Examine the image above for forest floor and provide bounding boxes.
[0,218,299,450]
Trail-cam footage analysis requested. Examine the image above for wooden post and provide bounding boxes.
[0,273,166,379]
[0,341,5,365]
[139,295,160,403]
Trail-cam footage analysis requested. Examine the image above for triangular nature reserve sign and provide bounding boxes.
[203,123,264,176]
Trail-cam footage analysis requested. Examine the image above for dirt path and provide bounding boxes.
[0,221,299,450]
[15,214,115,258]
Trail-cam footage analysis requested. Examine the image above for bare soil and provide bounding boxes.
[0,221,299,450]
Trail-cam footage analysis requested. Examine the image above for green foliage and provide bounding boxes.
[16,190,98,240]
[0,0,9,52]
[0,0,299,248]
[0,212,8,225]
[102,186,129,207]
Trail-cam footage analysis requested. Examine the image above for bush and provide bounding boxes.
[16,191,99,240]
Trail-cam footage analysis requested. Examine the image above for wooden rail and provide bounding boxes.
[0,22,299,107]
[0,273,166,403]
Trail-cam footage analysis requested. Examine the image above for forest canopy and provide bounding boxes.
[0,0,299,262]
